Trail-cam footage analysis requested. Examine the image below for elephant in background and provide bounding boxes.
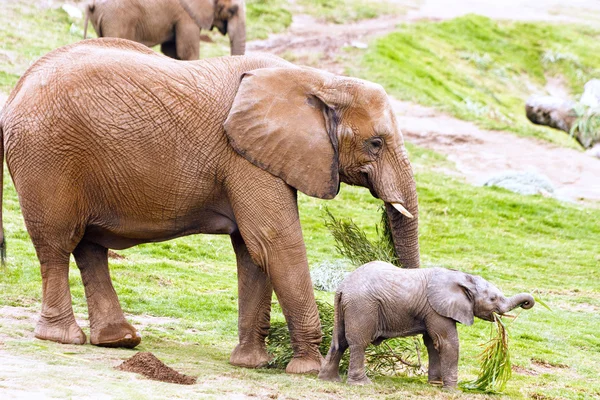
[0,38,419,374]
[83,0,246,59]
[318,262,535,388]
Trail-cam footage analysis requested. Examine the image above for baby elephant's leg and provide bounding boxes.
[423,333,442,386]
[347,344,371,385]
[318,338,348,382]
[345,304,378,385]
[427,319,460,389]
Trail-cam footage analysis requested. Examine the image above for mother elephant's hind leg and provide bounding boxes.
[33,247,86,345]
[229,231,272,368]
[73,240,140,348]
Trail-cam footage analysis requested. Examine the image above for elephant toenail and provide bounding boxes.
[135,332,141,338]
[125,334,132,339]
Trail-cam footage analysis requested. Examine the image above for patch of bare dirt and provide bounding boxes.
[531,358,569,374]
[249,13,404,74]
[513,365,538,376]
[116,351,197,385]
[390,98,600,202]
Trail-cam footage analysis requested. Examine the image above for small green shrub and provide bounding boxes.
[569,104,600,148]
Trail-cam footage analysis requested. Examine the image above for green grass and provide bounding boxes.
[295,0,406,24]
[358,14,600,148]
[246,0,293,40]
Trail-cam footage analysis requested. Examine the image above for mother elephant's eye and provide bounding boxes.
[367,137,384,154]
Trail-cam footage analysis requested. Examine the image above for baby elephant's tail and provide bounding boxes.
[330,290,346,352]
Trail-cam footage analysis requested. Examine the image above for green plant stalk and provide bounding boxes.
[460,314,511,393]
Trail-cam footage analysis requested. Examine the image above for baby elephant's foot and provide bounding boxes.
[91,320,141,348]
[35,317,86,345]
[441,382,459,393]
[347,376,372,386]
[318,367,342,382]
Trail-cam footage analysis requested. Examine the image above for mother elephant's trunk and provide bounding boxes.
[382,153,420,269]
[385,200,419,268]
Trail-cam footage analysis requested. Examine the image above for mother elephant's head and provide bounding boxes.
[224,67,420,268]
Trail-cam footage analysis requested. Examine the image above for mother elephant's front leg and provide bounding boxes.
[230,183,323,374]
[229,231,272,368]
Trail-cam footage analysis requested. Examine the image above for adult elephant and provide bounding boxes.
[0,38,419,374]
[83,0,246,59]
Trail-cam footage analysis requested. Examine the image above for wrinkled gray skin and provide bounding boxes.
[83,0,246,59]
[318,262,535,388]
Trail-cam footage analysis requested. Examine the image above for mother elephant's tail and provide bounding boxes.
[0,119,5,266]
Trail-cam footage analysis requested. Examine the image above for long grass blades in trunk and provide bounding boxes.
[460,313,511,393]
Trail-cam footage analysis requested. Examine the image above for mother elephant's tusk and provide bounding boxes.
[391,203,414,219]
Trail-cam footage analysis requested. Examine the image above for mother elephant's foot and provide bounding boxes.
[90,320,141,348]
[35,317,86,345]
[230,342,271,368]
[285,345,323,374]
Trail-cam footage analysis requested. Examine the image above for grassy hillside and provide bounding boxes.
[359,15,600,148]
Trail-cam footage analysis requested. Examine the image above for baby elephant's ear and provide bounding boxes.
[224,67,340,200]
[427,269,475,326]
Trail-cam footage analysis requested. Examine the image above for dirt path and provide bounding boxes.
[391,99,600,202]
[248,1,600,202]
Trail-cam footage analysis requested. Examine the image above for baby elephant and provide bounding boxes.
[318,261,535,389]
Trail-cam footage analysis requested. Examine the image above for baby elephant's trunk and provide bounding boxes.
[501,293,535,314]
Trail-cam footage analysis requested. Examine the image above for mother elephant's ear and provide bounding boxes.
[179,0,215,30]
[224,67,340,199]
[427,269,476,326]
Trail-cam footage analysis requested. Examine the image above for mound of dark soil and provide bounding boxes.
[116,352,197,385]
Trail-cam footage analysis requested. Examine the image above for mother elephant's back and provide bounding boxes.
[1,38,290,241]
[3,38,289,180]
[3,38,289,148]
